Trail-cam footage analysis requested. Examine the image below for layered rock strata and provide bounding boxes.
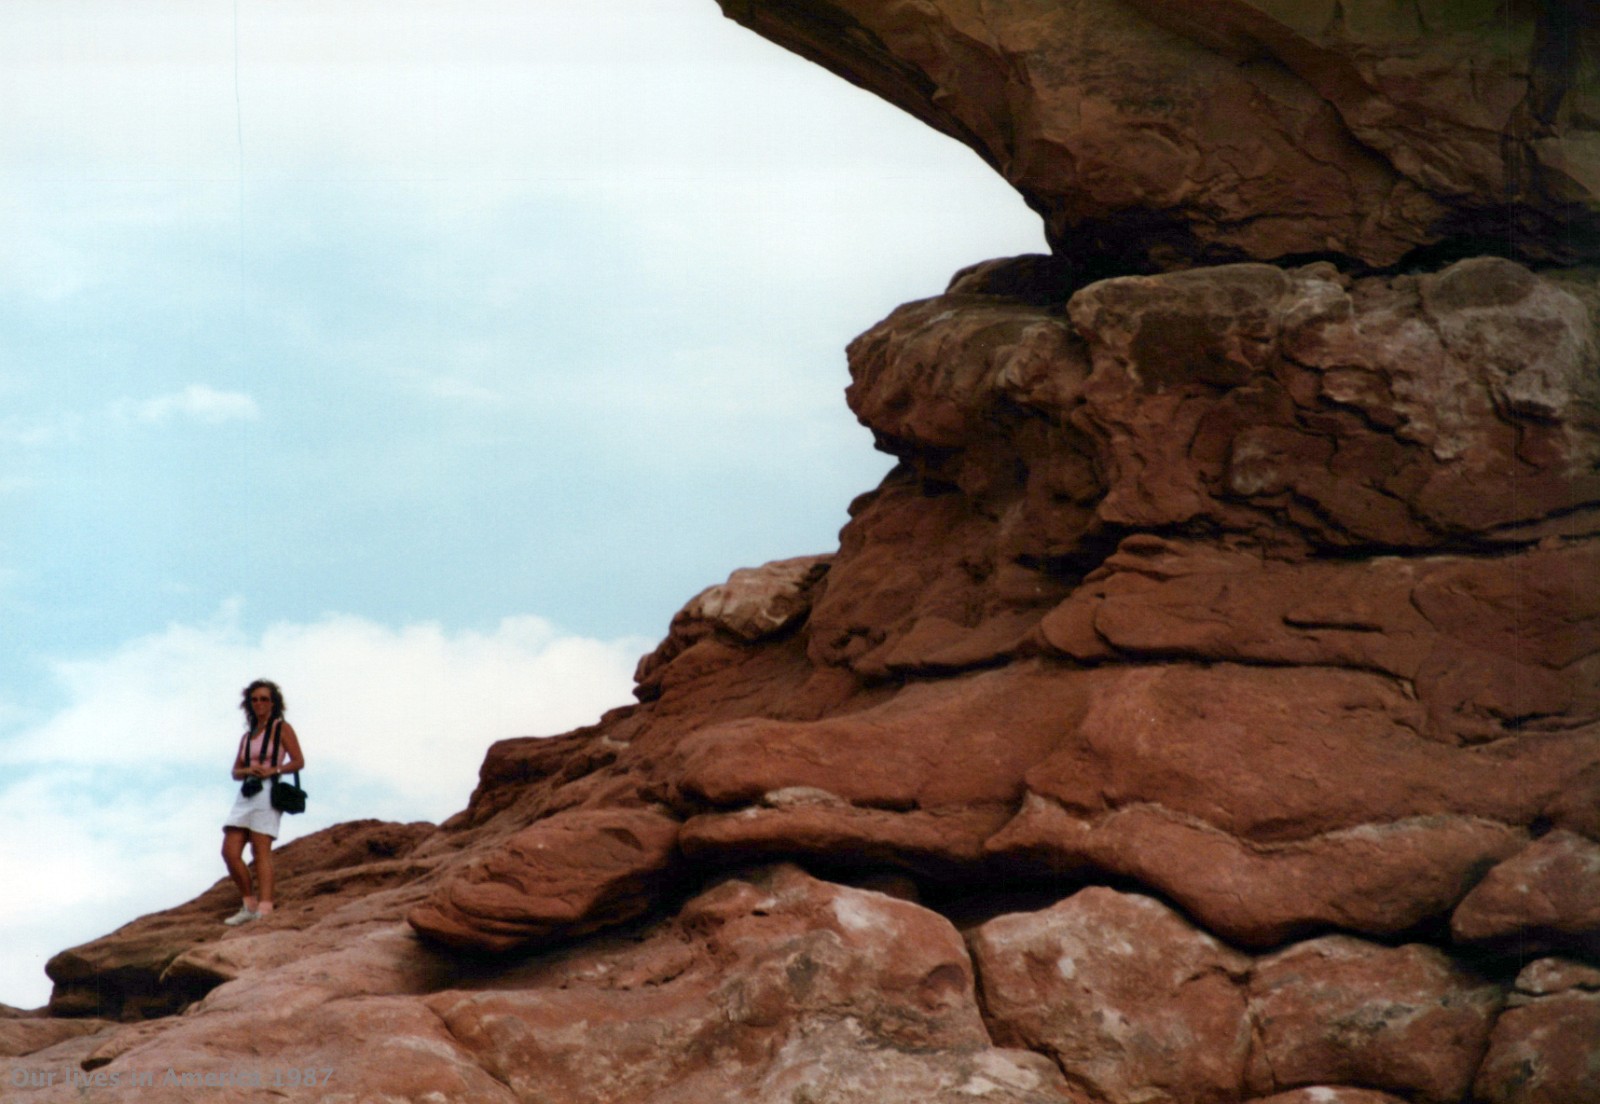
[5,2,1598,1101]
[7,252,1594,1104]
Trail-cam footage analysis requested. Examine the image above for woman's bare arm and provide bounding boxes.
[276,722,306,775]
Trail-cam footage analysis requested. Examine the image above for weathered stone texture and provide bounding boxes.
[719,0,1600,271]
[8,3,1599,1100]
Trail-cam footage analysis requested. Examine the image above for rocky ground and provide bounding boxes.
[4,2,1596,1102]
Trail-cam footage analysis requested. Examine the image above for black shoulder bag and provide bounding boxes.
[266,720,308,815]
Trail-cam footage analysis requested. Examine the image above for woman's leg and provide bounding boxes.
[221,828,257,910]
[249,831,275,914]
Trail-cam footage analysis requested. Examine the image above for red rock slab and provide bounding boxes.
[426,864,1074,1104]
[1018,663,1599,843]
[408,807,680,954]
[679,799,1016,876]
[734,1026,1084,1104]
[980,662,1598,943]
[986,795,1525,948]
[157,919,456,1011]
[970,886,1253,1104]
[829,287,1097,681]
[676,555,832,643]
[1245,935,1503,1104]
[1512,957,1600,997]
[1062,265,1330,537]
[841,281,1103,575]
[1037,535,1600,742]
[0,1015,116,1059]
[670,661,1103,813]
[718,0,1600,270]
[1038,535,1435,671]
[456,726,624,828]
[1011,662,1600,844]
[1452,830,1600,954]
[1408,545,1600,739]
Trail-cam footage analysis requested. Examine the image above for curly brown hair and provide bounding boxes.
[240,679,286,731]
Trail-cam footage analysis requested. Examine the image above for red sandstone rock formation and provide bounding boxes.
[718,0,1600,272]
[4,3,1597,1102]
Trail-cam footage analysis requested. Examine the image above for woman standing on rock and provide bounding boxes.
[221,679,305,925]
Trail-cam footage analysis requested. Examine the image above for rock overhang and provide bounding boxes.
[717,0,1600,273]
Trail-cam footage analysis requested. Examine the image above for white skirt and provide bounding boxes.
[223,779,282,838]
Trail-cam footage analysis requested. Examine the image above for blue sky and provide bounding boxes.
[0,0,1043,1008]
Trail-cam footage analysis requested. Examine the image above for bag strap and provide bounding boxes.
[264,720,302,788]
[246,718,279,768]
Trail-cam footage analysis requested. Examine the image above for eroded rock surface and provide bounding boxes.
[1245,936,1502,1103]
[7,2,1598,1101]
[1452,830,1600,957]
[1474,959,1600,1104]
[10,252,1591,1103]
[719,0,1600,271]
[409,806,681,952]
[42,819,436,1021]
[970,887,1253,1104]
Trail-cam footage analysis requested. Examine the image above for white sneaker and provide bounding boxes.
[223,907,258,926]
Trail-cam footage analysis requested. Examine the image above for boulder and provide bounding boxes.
[1245,936,1503,1103]
[1452,830,1600,955]
[970,886,1252,1104]
[636,555,832,697]
[1474,959,1600,1104]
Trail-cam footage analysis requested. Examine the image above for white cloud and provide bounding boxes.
[2,386,259,450]
[0,609,652,1009]
[3,608,649,796]
[123,384,261,425]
